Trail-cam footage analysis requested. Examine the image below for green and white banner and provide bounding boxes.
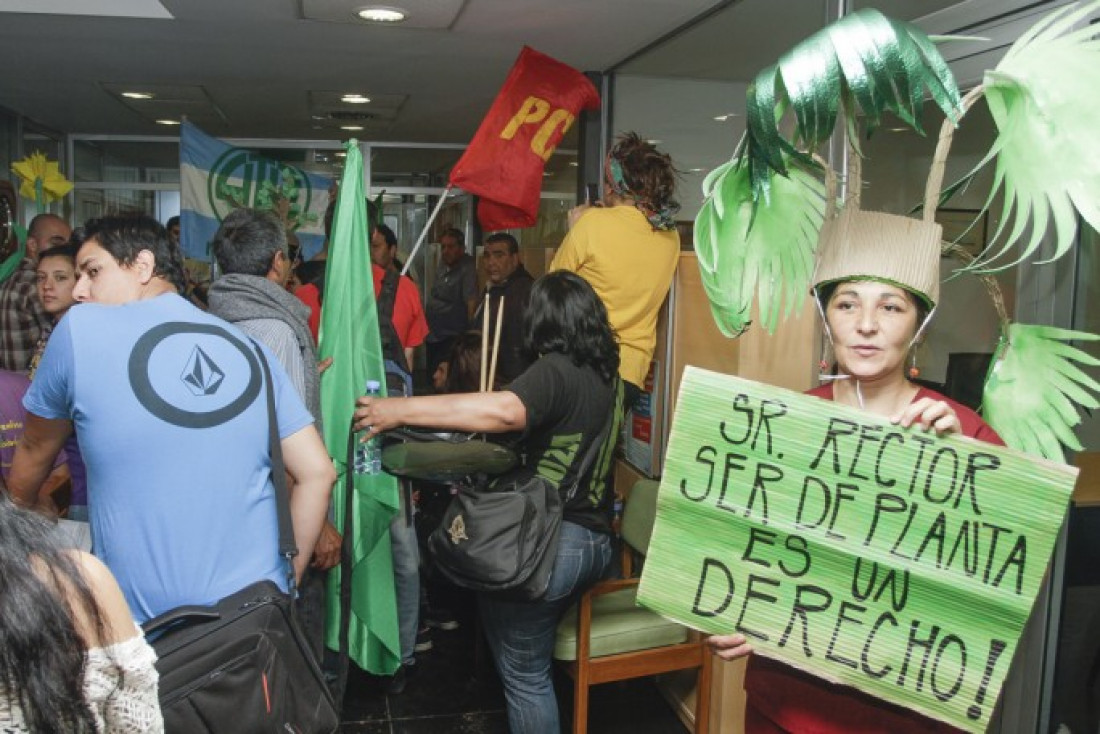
[638,366,1077,732]
[180,121,331,261]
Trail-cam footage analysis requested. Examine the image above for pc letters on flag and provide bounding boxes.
[449,46,600,230]
[179,121,331,261]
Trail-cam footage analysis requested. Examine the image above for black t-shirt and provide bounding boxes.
[507,352,621,533]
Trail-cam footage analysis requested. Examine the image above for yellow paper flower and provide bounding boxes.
[11,151,73,205]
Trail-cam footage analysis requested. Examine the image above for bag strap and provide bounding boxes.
[338,419,355,671]
[565,377,622,503]
[253,343,299,587]
[377,267,410,375]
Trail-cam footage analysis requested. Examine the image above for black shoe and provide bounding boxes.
[386,664,409,695]
[425,607,460,631]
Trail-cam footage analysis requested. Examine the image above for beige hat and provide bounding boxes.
[812,206,943,308]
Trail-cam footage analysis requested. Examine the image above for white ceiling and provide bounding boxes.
[0,0,1079,158]
[0,0,724,142]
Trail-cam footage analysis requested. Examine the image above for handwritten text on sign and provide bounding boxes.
[636,367,1076,732]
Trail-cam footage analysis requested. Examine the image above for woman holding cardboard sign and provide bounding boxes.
[700,1,1100,729]
[706,201,1004,733]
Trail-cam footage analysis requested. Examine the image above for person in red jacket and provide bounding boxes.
[708,206,1003,733]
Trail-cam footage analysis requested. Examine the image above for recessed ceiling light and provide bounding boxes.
[155,119,180,125]
[122,91,154,100]
[568,161,579,167]
[340,125,364,131]
[646,139,662,145]
[713,113,739,122]
[688,167,705,173]
[341,94,371,104]
[335,152,347,158]
[888,126,910,132]
[356,6,407,23]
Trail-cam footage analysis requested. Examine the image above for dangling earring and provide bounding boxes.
[908,347,921,379]
[819,334,831,373]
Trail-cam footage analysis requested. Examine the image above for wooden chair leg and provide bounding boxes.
[695,646,714,734]
[573,665,590,734]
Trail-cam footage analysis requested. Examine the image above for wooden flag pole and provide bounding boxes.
[400,184,453,277]
[487,295,505,391]
[480,293,490,392]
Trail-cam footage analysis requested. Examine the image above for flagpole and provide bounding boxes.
[400,184,453,277]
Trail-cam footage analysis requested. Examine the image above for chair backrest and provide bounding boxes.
[621,479,660,556]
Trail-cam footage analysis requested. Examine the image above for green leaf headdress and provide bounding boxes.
[695,8,962,336]
[696,1,1100,461]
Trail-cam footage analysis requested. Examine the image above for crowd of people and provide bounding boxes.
[0,128,995,734]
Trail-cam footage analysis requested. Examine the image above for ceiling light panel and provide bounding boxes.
[309,91,406,122]
[301,0,462,29]
[101,83,224,128]
[357,7,406,23]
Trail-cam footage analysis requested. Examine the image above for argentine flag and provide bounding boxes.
[179,121,332,261]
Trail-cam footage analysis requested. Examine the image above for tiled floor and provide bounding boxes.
[338,593,690,733]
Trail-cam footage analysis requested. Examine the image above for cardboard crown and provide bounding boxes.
[812,207,943,308]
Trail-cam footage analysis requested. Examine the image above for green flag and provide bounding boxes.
[319,140,401,676]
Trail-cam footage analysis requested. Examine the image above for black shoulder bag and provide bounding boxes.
[142,347,340,734]
[428,380,620,601]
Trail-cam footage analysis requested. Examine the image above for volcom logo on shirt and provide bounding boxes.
[181,346,225,396]
[129,322,261,428]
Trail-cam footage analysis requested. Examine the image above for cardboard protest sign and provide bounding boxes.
[637,366,1077,732]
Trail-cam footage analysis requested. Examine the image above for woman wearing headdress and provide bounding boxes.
[549,132,680,405]
[708,205,1003,732]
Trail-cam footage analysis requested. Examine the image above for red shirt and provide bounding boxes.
[744,384,1003,734]
[371,265,429,350]
[294,283,322,343]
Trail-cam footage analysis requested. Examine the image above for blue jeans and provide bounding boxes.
[479,521,613,734]
[390,480,420,665]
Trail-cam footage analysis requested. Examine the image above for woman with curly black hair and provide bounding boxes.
[549,131,681,405]
[353,271,622,733]
[0,490,162,732]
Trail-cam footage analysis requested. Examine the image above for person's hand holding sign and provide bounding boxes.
[892,397,961,436]
[706,633,752,662]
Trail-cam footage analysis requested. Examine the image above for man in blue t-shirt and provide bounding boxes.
[9,216,336,623]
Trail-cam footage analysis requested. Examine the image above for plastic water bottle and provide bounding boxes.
[355,380,383,476]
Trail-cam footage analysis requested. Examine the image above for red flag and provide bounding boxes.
[449,46,600,230]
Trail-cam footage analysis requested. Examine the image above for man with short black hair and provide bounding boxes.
[425,227,477,376]
[369,220,428,693]
[476,232,534,385]
[0,213,71,371]
[9,215,335,625]
[207,207,341,662]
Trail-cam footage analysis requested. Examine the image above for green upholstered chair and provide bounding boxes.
[554,479,713,734]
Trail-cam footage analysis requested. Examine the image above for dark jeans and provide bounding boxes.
[478,521,613,734]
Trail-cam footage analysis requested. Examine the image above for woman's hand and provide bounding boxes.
[706,633,753,661]
[892,397,961,436]
[353,396,405,438]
